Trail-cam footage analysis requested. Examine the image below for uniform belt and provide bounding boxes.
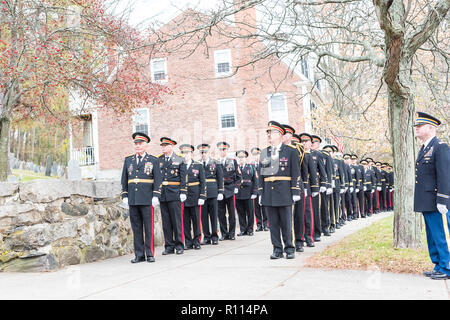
[162,181,180,186]
[187,182,200,187]
[242,180,252,183]
[206,179,217,182]
[128,179,154,184]
[264,176,292,182]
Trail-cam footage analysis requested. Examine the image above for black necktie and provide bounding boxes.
[137,155,142,164]
[203,161,206,168]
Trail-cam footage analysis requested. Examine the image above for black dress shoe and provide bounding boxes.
[212,240,218,245]
[431,271,450,280]
[131,257,145,263]
[270,253,283,259]
[295,245,304,252]
[146,257,155,263]
[162,249,174,255]
[329,227,335,233]
[201,240,211,245]
[176,249,184,255]
[237,232,246,236]
[194,244,201,250]
[219,236,227,241]
[264,226,269,231]
[306,242,315,247]
[229,236,235,240]
[313,237,321,242]
[184,245,193,250]
[256,226,263,232]
[286,252,295,259]
[248,232,254,236]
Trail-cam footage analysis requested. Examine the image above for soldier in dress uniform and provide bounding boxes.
[366,158,378,214]
[322,145,342,233]
[311,135,332,241]
[350,154,362,220]
[361,159,375,217]
[198,144,224,245]
[373,161,383,214]
[352,154,365,219]
[259,121,302,259]
[343,154,355,221]
[235,150,259,236]
[180,144,206,250]
[158,137,187,255]
[251,147,268,231]
[413,112,450,280]
[217,141,242,241]
[386,164,394,210]
[334,146,348,227]
[121,132,162,263]
[379,163,388,212]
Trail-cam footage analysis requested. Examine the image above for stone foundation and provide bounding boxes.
[0,180,164,272]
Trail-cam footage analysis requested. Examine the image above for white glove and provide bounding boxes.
[180,194,187,202]
[326,188,333,195]
[251,194,257,199]
[217,193,224,201]
[345,187,348,192]
[371,190,375,193]
[391,188,394,192]
[304,189,308,197]
[122,197,128,205]
[293,195,301,202]
[332,180,335,188]
[312,192,319,197]
[355,188,359,193]
[258,195,262,206]
[437,204,447,215]
[390,189,393,192]
[363,186,367,191]
[350,187,354,193]
[340,189,345,194]
[152,197,159,207]
[319,186,327,193]
[198,199,205,206]
[377,187,381,191]
[234,188,239,194]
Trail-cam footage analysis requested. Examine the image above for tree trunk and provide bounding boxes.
[0,117,10,181]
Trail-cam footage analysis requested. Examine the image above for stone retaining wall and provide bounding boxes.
[0,180,164,272]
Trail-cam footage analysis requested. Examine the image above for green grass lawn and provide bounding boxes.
[9,169,58,182]
[305,214,444,275]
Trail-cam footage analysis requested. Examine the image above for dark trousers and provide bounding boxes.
[351,190,358,218]
[373,190,380,213]
[380,188,386,211]
[129,205,154,259]
[340,192,346,221]
[183,205,201,248]
[303,195,314,243]
[160,200,184,251]
[218,195,236,238]
[293,196,305,246]
[358,190,365,217]
[364,191,373,215]
[311,193,322,238]
[254,200,268,228]
[236,198,254,234]
[345,191,353,219]
[423,211,450,275]
[266,206,294,254]
[201,197,219,242]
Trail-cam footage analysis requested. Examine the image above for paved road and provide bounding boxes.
[1,211,448,300]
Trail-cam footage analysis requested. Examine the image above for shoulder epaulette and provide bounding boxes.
[157,153,163,158]
[125,154,134,158]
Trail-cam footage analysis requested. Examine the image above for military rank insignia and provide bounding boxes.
[144,162,153,175]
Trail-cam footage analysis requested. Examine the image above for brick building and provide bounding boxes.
[69,5,328,180]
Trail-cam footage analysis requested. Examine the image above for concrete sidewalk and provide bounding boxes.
[1,211,448,300]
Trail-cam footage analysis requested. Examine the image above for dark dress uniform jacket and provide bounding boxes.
[414,136,450,212]
[220,157,242,198]
[259,144,301,207]
[121,153,162,205]
[203,158,224,199]
[158,153,187,202]
[236,164,259,200]
[319,151,333,189]
[184,161,207,207]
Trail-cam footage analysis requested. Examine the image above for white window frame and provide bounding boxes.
[267,93,288,124]
[132,108,151,136]
[214,49,232,77]
[150,57,168,83]
[217,98,237,131]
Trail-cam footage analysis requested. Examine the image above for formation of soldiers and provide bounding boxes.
[121,122,395,263]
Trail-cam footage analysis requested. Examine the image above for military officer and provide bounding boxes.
[386,164,394,210]
[343,154,355,221]
[217,141,242,241]
[361,159,375,217]
[198,143,224,245]
[158,137,187,255]
[379,163,388,212]
[373,161,383,213]
[251,147,268,231]
[235,150,259,236]
[350,154,363,220]
[259,121,302,259]
[180,144,206,250]
[413,111,450,280]
[121,132,162,263]
[352,154,365,218]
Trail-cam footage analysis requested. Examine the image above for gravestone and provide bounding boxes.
[45,155,52,176]
[7,175,19,182]
[33,164,39,173]
[67,159,82,181]
[51,162,58,176]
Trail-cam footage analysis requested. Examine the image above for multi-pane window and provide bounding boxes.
[218,98,237,130]
[268,93,288,124]
[214,49,232,76]
[133,108,150,135]
[151,58,167,82]
[301,58,309,79]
